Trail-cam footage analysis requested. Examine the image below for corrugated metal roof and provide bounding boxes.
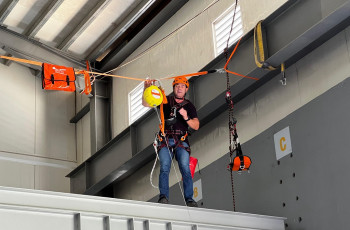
[0,0,162,65]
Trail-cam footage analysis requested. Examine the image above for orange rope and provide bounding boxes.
[0,42,258,82]
[85,71,145,81]
[0,55,146,82]
[224,38,241,70]
[160,71,209,80]
[225,69,259,81]
[0,55,42,66]
[223,38,259,81]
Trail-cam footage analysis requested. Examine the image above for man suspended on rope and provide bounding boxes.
[143,76,200,207]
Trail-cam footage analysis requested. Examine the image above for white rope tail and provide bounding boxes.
[150,135,159,189]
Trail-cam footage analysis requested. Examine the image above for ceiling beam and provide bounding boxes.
[97,0,187,71]
[0,0,19,24]
[23,0,64,37]
[87,0,160,62]
[0,25,85,68]
[2,53,12,66]
[1,46,43,70]
[57,0,111,51]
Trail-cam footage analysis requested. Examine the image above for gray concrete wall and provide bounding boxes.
[0,61,77,192]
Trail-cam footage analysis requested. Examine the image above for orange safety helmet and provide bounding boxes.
[172,76,189,88]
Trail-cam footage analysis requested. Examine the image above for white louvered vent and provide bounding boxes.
[213,3,243,56]
[128,82,150,125]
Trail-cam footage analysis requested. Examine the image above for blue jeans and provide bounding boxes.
[158,138,193,201]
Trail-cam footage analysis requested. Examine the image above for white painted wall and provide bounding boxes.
[0,61,77,192]
[112,0,350,201]
[240,0,287,32]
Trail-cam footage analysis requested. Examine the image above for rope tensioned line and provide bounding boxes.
[0,53,257,83]
[224,0,239,212]
[0,0,259,88]
[0,55,42,66]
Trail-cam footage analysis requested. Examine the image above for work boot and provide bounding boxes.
[158,195,169,204]
[186,200,198,207]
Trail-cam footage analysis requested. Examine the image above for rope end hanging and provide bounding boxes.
[280,63,286,86]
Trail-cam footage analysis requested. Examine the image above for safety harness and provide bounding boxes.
[157,96,191,155]
[150,91,196,196]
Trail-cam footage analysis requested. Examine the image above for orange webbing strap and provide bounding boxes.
[86,60,90,72]
[224,38,259,81]
[225,69,259,81]
[160,71,209,80]
[82,71,92,95]
[180,132,188,141]
[160,88,167,104]
[0,55,42,66]
[159,103,165,136]
[158,88,168,136]
[81,61,92,95]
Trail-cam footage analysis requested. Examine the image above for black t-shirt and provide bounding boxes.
[163,96,198,132]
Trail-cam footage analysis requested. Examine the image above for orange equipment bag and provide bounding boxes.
[42,63,76,92]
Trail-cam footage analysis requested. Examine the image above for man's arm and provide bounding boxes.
[179,108,200,130]
[186,117,200,130]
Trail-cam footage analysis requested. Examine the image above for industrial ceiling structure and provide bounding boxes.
[0,0,187,71]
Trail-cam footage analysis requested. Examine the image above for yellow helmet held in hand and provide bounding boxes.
[143,85,163,107]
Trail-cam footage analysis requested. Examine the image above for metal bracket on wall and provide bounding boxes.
[70,102,90,124]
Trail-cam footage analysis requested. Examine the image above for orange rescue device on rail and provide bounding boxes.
[231,155,252,171]
[42,63,76,92]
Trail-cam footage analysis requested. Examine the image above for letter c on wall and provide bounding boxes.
[280,137,286,151]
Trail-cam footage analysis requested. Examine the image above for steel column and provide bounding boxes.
[90,79,111,153]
